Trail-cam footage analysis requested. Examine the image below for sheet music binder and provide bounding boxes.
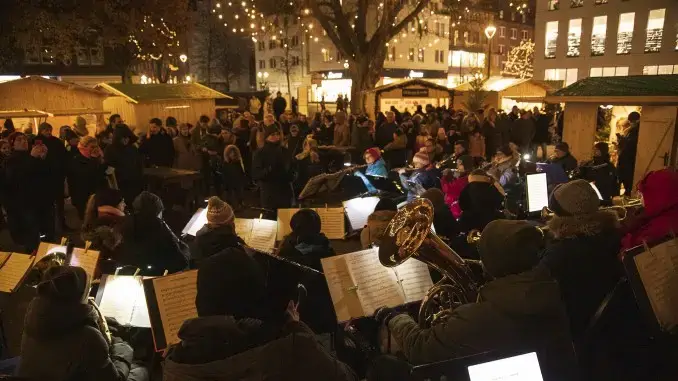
[623,235,678,334]
[342,196,380,232]
[95,275,151,328]
[277,207,346,240]
[0,253,35,294]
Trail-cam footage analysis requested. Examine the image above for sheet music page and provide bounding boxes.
[248,219,278,254]
[343,197,380,231]
[35,242,66,264]
[276,209,297,240]
[152,270,198,347]
[321,255,364,322]
[0,254,34,293]
[234,218,253,242]
[526,173,549,213]
[69,248,100,280]
[345,248,405,316]
[394,260,434,304]
[317,207,346,240]
[0,252,10,267]
[98,275,150,327]
[183,209,207,236]
[633,239,678,331]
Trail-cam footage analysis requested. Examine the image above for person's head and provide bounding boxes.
[133,191,164,219]
[616,118,631,131]
[413,150,430,169]
[628,111,640,124]
[149,118,162,135]
[264,124,281,143]
[78,136,101,158]
[548,179,616,238]
[196,249,266,318]
[179,123,191,137]
[520,110,530,119]
[165,116,178,129]
[206,196,235,226]
[220,128,234,142]
[511,105,519,114]
[298,114,307,122]
[420,188,445,208]
[457,155,475,174]
[495,144,513,161]
[207,119,222,135]
[279,113,287,123]
[532,106,540,115]
[63,129,80,147]
[472,129,481,138]
[593,142,609,159]
[637,169,678,214]
[37,266,91,305]
[364,147,381,164]
[276,91,282,97]
[113,124,133,146]
[393,128,405,141]
[199,115,210,128]
[334,111,346,125]
[436,128,446,141]
[0,140,10,156]
[109,114,122,126]
[488,108,497,122]
[386,111,395,123]
[38,122,53,137]
[479,220,544,278]
[554,142,570,158]
[290,208,322,241]
[264,114,275,126]
[3,118,15,133]
[224,144,241,162]
[290,124,300,137]
[243,111,252,120]
[454,140,467,156]
[8,132,28,151]
[374,198,398,212]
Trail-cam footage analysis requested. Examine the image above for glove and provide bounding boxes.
[374,306,397,326]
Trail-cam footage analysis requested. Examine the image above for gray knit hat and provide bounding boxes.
[479,220,543,278]
[549,179,600,216]
[206,196,235,225]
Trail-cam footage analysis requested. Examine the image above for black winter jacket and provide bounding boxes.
[191,224,246,268]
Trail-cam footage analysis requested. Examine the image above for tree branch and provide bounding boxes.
[309,0,356,60]
[386,0,431,42]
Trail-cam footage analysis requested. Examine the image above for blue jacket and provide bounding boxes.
[366,158,388,177]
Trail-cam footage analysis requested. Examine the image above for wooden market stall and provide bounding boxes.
[0,76,110,135]
[364,79,457,119]
[453,77,561,111]
[546,75,678,193]
[96,83,232,132]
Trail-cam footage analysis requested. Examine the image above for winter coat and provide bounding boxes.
[510,118,536,149]
[252,142,293,210]
[4,151,50,209]
[365,158,388,178]
[617,124,639,181]
[272,96,287,116]
[332,122,351,147]
[388,266,575,381]
[549,153,578,174]
[294,155,324,193]
[163,317,357,381]
[375,122,397,149]
[278,232,334,273]
[360,210,397,248]
[458,180,505,232]
[223,145,246,191]
[285,135,304,159]
[400,166,440,201]
[480,120,501,160]
[350,123,373,154]
[539,210,622,338]
[190,127,209,151]
[17,297,134,381]
[488,159,518,188]
[173,135,201,171]
[67,154,109,215]
[468,135,485,158]
[441,174,469,219]
[384,134,407,151]
[533,114,551,144]
[578,159,618,202]
[621,169,678,251]
[191,224,246,269]
[104,143,143,204]
[33,134,67,193]
[139,132,175,167]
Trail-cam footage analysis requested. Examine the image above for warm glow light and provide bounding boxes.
[485,25,497,39]
[179,54,187,63]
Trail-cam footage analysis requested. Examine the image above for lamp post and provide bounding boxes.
[257,71,269,90]
[484,25,497,79]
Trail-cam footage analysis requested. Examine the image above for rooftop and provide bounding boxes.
[97,83,231,103]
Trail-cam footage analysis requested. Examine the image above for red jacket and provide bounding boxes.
[441,174,469,219]
[621,169,678,251]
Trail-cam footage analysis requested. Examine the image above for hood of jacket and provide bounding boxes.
[547,209,619,239]
[639,169,678,217]
[23,296,99,340]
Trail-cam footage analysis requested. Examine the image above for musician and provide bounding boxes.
[81,189,127,262]
[621,169,678,251]
[361,198,398,249]
[17,266,148,381]
[67,136,109,219]
[398,151,440,201]
[376,220,575,380]
[420,188,458,241]
[279,209,334,272]
[190,196,244,269]
[164,250,357,381]
[364,147,388,177]
[441,155,475,219]
[252,124,294,215]
[578,142,619,204]
[487,145,518,187]
[548,142,578,174]
[538,179,622,339]
[458,169,505,232]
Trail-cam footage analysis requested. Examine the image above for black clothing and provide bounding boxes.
[139,132,175,167]
[252,142,293,212]
[617,124,639,195]
[533,114,551,144]
[375,122,397,149]
[104,143,144,205]
[68,153,109,218]
[549,153,578,174]
[191,224,246,269]
[272,96,287,119]
[458,181,504,232]
[278,233,334,272]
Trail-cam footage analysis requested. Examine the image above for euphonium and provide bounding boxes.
[379,198,478,327]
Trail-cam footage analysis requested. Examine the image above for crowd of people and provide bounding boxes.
[0,101,677,381]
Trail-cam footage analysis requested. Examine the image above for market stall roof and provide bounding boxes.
[96,83,232,104]
[366,79,458,94]
[0,76,109,96]
[0,110,50,119]
[546,75,678,104]
[454,77,562,93]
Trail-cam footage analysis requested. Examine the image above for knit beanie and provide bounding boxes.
[555,142,570,153]
[364,147,381,161]
[479,220,543,278]
[206,196,235,225]
[133,191,164,217]
[413,150,430,166]
[264,123,280,139]
[196,249,266,318]
[37,266,89,303]
[95,188,124,208]
[549,179,600,217]
[290,209,321,240]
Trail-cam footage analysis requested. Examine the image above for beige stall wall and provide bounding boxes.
[563,102,598,162]
[632,106,677,193]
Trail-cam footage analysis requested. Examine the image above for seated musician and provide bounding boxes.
[420,188,458,241]
[458,169,505,232]
[279,209,335,272]
[364,147,388,178]
[487,145,518,188]
[18,266,148,381]
[578,142,618,204]
[538,180,622,339]
[361,198,398,248]
[190,196,244,269]
[376,220,575,380]
[421,136,443,162]
[81,188,127,263]
[621,169,678,251]
[398,151,440,201]
[294,138,323,193]
[441,155,475,219]
[163,250,357,381]
[548,142,578,174]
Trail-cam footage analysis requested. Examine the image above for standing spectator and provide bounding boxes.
[336,94,345,112]
[279,113,292,136]
[252,124,293,216]
[508,105,520,121]
[468,130,486,159]
[105,125,144,206]
[291,96,298,115]
[191,115,210,151]
[1,118,15,138]
[34,122,68,231]
[73,116,89,137]
[617,111,640,195]
[222,145,246,209]
[173,123,201,171]
[332,111,351,147]
[284,125,304,159]
[375,111,398,149]
[139,118,175,167]
[480,108,500,162]
[511,110,536,154]
[272,91,287,121]
[320,95,326,111]
[166,116,178,136]
[107,114,123,130]
[63,129,81,160]
[533,107,550,160]
[67,136,108,219]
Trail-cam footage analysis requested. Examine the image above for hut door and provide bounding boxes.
[632,106,677,191]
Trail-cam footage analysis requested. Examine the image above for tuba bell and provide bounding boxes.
[379,198,478,327]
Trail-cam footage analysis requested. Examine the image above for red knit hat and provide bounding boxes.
[364,147,381,161]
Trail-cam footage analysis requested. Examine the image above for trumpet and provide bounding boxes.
[540,199,642,221]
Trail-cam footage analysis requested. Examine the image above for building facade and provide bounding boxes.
[534,0,678,86]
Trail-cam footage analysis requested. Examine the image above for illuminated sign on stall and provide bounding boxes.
[327,72,343,79]
[408,70,424,78]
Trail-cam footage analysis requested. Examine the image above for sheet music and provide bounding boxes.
[0,254,34,293]
[69,248,100,280]
[343,197,380,231]
[234,218,253,242]
[633,239,678,331]
[152,270,198,347]
[276,209,298,240]
[317,207,346,239]
[395,260,435,304]
[248,219,278,254]
[345,248,405,316]
[182,208,207,236]
[0,252,10,267]
[35,242,66,264]
[526,173,549,213]
[321,255,364,322]
[98,275,151,328]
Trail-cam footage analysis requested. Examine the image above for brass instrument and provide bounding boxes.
[540,198,642,221]
[391,165,414,173]
[467,225,548,244]
[379,198,478,327]
[435,154,457,169]
[105,167,119,190]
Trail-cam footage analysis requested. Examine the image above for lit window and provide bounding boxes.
[321,49,330,62]
[499,26,506,38]
[590,67,603,77]
[389,46,396,62]
[567,19,582,57]
[594,0,607,3]
[545,68,577,85]
[566,68,578,85]
[591,16,607,56]
[658,65,673,75]
[510,28,517,39]
[645,9,665,53]
[522,30,528,40]
[548,0,559,10]
[642,65,658,75]
[269,58,277,68]
[499,10,504,19]
[602,67,616,77]
[418,48,425,62]
[545,21,559,58]
[409,48,415,62]
[617,13,635,54]
[570,0,583,8]
[615,67,629,76]
[498,45,505,54]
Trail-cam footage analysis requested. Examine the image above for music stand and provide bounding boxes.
[298,170,347,199]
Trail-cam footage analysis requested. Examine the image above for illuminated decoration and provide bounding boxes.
[179,54,188,63]
[484,25,496,39]
[591,16,607,56]
[570,0,583,8]
[409,70,424,78]
[502,40,534,79]
[616,13,635,55]
[566,19,582,57]
[327,72,343,79]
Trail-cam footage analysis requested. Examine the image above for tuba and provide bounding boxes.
[379,198,478,327]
